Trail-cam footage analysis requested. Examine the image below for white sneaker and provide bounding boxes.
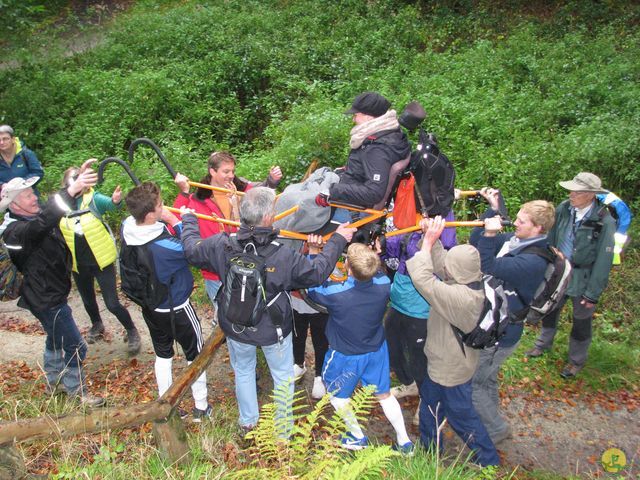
[293,363,307,381]
[390,382,419,399]
[311,376,326,399]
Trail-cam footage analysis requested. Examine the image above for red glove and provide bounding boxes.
[315,193,330,207]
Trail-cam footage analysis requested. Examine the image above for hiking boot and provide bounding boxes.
[293,363,307,381]
[241,424,256,436]
[77,394,106,408]
[45,383,67,397]
[393,441,415,456]
[126,328,141,355]
[192,404,213,423]
[492,425,513,444]
[311,376,326,399]
[525,347,546,358]
[560,364,583,379]
[86,322,105,344]
[391,382,419,399]
[341,432,369,451]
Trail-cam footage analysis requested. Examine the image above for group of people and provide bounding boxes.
[0,91,629,464]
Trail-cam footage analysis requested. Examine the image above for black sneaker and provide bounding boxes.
[176,407,189,419]
[86,322,105,344]
[192,404,213,423]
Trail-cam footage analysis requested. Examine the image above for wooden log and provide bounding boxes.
[152,409,190,465]
[0,329,227,446]
[0,443,26,480]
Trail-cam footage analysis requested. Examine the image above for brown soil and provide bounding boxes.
[0,289,638,478]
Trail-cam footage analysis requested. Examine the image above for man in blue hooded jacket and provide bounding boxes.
[470,189,556,444]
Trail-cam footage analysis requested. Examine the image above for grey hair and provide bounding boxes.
[0,125,14,136]
[240,187,276,226]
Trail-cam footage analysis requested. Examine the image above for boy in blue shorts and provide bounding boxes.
[308,242,414,453]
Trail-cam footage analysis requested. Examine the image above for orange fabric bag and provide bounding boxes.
[393,174,418,229]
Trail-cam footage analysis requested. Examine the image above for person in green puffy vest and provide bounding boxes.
[59,159,141,355]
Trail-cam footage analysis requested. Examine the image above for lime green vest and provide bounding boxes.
[59,190,117,272]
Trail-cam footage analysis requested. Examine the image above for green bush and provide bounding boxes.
[0,0,638,214]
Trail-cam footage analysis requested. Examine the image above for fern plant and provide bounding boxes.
[229,383,396,479]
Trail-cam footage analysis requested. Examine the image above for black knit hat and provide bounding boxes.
[344,92,391,117]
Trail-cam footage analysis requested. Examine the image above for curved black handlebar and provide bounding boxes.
[98,157,141,186]
[128,138,177,179]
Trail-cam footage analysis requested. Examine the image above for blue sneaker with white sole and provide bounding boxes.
[393,441,415,456]
[341,432,369,450]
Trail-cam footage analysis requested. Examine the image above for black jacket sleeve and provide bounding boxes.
[329,144,395,207]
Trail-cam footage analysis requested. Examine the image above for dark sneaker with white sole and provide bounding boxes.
[192,404,213,423]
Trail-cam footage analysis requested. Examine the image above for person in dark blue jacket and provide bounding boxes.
[308,243,414,454]
[469,189,555,445]
[0,125,44,191]
[122,182,211,422]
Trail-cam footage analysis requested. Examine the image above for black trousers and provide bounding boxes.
[292,311,329,376]
[142,301,203,360]
[73,263,135,330]
[384,306,428,386]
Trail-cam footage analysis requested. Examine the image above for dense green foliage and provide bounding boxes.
[0,0,638,216]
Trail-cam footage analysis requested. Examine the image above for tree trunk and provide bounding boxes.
[0,329,226,447]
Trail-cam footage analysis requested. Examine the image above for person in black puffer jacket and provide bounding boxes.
[315,92,411,214]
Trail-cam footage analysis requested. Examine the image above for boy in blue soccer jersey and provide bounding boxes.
[308,242,414,454]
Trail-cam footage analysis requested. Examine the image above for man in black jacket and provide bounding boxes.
[0,170,105,407]
[182,187,354,435]
[315,92,411,217]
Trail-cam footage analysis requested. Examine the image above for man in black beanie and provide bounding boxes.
[315,92,411,214]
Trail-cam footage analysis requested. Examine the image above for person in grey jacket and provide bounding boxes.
[180,187,355,434]
[407,217,499,467]
[527,172,615,378]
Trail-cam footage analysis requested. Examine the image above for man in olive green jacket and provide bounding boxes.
[407,217,499,467]
[527,172,615,378]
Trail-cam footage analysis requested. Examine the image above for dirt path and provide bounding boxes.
[0,289,637,478]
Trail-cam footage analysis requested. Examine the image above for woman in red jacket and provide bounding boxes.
[173,151,282,307]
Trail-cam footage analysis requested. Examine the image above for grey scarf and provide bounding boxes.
[349,110,399,149]
[497,234,547,258]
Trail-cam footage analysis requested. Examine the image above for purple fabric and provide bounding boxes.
[441,210,457,250]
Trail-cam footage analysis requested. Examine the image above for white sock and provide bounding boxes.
[188,361,208,411]
[379,395,411,445]
[330,396,365,439]
[155,356,173,397]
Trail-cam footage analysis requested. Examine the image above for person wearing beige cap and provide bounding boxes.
[526,172,616,378]
[0,169,106,407]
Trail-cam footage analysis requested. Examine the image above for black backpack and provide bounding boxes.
[0,241,23,302]
[119,231,168,310]
[218,238,282,332]
[453,275,510,353]
[511,245,573,325]
[409,128,456,217]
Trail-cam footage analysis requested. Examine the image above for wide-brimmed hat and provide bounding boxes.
[0,176,39,212]
[344,92,391,117]
[559,172,607,193]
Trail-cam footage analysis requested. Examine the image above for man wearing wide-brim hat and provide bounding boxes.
[0,171,106,406]
[526,172,616,379]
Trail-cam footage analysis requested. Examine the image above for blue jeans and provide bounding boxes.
[226,334,294,432]
[31,303,87,394]
[419,374,500,467]
[205,279,222,306]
